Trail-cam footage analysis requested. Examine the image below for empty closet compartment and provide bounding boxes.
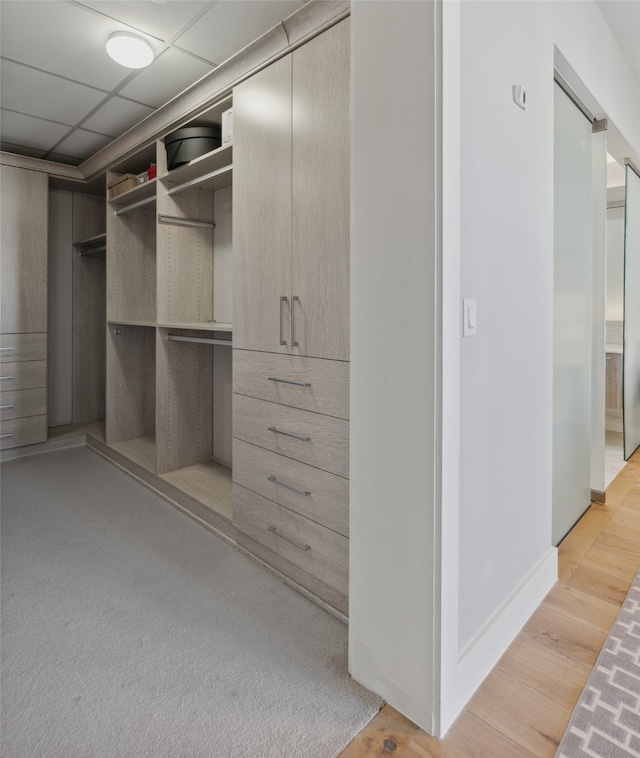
[106,324,156,472]
[106,168,157,326]
[156,327,232,522]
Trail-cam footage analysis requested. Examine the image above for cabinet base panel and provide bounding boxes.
[161,461,232,521]
[110,435,156,473]
[236,530,348,615]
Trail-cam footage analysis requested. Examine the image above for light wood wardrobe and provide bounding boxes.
[232,19,350,614]
[0,165,49,449]
[95,17,350,615]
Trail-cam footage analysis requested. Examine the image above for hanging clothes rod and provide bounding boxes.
[79,246,106,256]
[158,214,215,229]
[167,334,232,346]
[114,195,155,216]
[166,164,232,197]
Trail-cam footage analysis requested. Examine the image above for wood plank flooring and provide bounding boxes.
[340,449,640,758]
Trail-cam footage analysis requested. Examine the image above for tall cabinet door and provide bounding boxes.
[233,55,292,354]
[0,165,48,333]
[291,19,350,362]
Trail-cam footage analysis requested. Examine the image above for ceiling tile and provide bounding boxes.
[52,129,113,160]
[119,48,213,109]
[0,1,145,91]
[81,97,155,137]
[174,0,304,65]
[75,0,212,43]
[0,60,107,125]
[0,109,72,152]
[0,141,47,160]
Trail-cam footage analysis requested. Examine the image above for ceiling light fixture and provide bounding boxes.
[106,32,154,69]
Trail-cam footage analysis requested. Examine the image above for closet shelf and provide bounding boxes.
[108,319,157,328]
[167,334,232,347]
[109,178,157,211]
[158,321,232,333]
[74,232,107,255]
[161,143,233,194]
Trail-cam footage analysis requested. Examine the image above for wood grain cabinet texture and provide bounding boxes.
[0,165,48,449]
[232,19,351,614]
[606,353,622,411]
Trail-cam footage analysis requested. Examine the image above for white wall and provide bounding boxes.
[48,189,73,427]
[349,0,439,733]
[439,0,640,733]
[350,0,640,737]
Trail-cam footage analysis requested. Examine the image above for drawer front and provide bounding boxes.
[233,350,349,419]
[233,484,348,597]
[233,438,348,537]
[0,333,46,363]
[233,394,349,478]
[1,415,47,449]
[0,388,47,421]
[0,360,46,391]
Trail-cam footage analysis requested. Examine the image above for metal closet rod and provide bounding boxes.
[167,334,232,346]
[79,246,106,256]
[158,214,215,229]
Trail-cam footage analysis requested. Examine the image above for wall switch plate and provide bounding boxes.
[463,299,477,337]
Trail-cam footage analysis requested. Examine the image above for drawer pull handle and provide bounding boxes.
[267,426,311,442]
[268,475,311,497]
[268,525,311,551]
[0,347,14,352]
[0,376,14,381]
[0,404,14,410]
[279,296,288,346]
[0,433,14,439]
[268,377,311,388]
[606,357,612,361]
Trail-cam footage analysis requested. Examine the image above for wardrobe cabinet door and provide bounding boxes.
[0,165,48,334]
[233,55,292,354]
[291,19,350,362]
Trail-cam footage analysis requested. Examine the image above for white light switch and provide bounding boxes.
[463,299,477,337]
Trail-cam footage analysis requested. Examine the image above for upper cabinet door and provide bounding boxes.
[233,55,293,353]
[0,165,48,333]
[291,19,350,362]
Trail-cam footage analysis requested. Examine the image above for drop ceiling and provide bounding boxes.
[0,0,638,173]
[0,0,306,166]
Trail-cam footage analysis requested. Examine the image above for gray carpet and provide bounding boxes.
[556,569,640,758]
[1,446,381,758]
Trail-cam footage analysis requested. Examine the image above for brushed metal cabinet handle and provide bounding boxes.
[267,426,311,442]
[0,376,14,381]
[267,475,311,497]
[0,404,14,410]
[279,296,288,346]
[291,295,299,347]
[0,347,14,352]
[0,433,14,439]
[267,377,310,388]
[267,525,311,551]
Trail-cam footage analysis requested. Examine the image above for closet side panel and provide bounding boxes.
[72,193,106,423]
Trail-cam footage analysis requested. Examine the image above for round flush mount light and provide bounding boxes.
[106,32,154,69]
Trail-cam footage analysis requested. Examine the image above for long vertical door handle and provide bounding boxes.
[279,296,288,346]
[291,296,299,347]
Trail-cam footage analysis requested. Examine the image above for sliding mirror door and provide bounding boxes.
[623,164,640,460]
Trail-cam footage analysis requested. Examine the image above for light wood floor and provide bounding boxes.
[340,448,640,758]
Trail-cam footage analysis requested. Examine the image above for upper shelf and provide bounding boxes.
[160,143,232,195]
[108,177,157,209]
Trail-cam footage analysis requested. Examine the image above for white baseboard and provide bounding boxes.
[452,547,558,720]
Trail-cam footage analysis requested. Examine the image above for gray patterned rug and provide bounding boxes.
[556,569,640,758]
